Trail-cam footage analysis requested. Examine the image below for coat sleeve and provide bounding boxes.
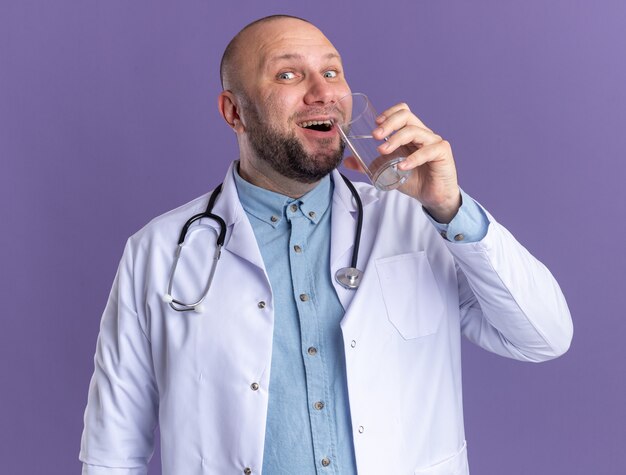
[80,239,158,474]
[449,211,573,362]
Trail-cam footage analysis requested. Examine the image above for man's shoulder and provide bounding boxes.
[128,189,216,249]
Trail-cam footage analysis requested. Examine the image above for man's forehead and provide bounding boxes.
[247,17,324,40]
[244,19,340,61]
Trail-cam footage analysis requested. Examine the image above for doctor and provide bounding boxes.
[80,14,573,475]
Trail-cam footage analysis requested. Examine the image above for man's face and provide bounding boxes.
[235,19,352,183]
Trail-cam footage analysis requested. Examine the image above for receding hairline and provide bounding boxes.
[219,15,313,91]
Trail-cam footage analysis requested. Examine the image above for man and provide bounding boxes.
[80,15,572,475]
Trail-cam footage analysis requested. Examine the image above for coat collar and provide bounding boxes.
[329,169,379,270]
[207,162,379,274]
[209,162,266,271]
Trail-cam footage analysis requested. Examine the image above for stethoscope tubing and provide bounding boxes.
[164,176,363,311]
[338,174,363,270]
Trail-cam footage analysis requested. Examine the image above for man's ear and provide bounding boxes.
[218,91,245,133]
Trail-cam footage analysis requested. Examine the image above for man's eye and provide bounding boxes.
[323,70,338,78]
[277,72,296,80]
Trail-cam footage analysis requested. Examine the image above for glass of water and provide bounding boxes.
[333,93,411,191]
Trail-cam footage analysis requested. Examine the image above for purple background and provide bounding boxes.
[1,1,624,473]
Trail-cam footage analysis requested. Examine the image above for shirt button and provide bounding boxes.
[307,346,318,356]
[244,468,252,475]
[257,301,266,309]
[299,293,309,302]
[270,215,278,223]
[308,211,316,219]
[440,230,448,240]
[293,245,302,253]
[321,457,331,467]
[290,204,298,212]
[454,233,465,241]
[358,425,365,433]
[314,401,325,410]
[350,340,356,348]
[250,382,259,391]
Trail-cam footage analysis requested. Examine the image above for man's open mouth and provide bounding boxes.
[298,120,334,132]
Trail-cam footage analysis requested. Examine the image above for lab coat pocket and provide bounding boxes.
[375,251,444,339]
[414,441,468,475]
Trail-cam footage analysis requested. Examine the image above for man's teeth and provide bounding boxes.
[299,120,333,128]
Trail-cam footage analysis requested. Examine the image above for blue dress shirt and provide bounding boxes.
[234,170,357,474]
[234,167,488,474]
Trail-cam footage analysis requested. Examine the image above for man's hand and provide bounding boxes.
[345,102,461,223]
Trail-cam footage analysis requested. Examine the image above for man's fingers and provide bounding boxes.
[376,102,411,123]
[377,125,441,154]
[375,103,431,133]
[397,141,452,171]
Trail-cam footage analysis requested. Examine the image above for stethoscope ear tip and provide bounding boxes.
[193,304,205,313]
[163,294,174,303]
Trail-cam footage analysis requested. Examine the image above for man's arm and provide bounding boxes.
[80,240,158,474]
[424,190,572,360]
[446,206,572,361]
[346,102,572,360]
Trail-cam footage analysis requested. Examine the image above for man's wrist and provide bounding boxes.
[423,190,462,224]
[423,189,490,243]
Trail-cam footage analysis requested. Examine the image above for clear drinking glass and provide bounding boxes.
[333,93,411,191]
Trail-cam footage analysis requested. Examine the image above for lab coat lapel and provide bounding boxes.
[330,171,378,311]
[330,172,358,272]
[209,163,266,272]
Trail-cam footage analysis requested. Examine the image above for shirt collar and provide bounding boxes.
[233,164,333,227]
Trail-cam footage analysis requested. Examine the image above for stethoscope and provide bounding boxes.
[163,174,363,312]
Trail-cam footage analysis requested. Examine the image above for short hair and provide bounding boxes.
[219,14,311,91]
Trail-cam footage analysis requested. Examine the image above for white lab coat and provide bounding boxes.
[80,162,572,475]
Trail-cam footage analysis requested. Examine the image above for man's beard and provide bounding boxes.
[244,105,345,184]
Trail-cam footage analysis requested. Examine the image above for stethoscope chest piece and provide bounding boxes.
[335,266,362,290]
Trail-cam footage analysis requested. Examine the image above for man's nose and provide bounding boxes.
[303,75,338,106]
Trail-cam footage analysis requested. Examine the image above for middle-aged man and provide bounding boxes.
[81,14,573,475]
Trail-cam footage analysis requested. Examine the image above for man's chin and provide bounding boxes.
[281,150,341,184]
[247,124,344,183]
[309,153,344,176]
[302,141,344,166]
[302,134,342,150]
